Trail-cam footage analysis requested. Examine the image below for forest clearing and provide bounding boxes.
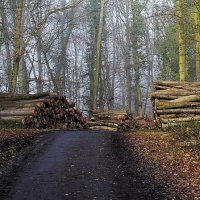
[1,0,200,199]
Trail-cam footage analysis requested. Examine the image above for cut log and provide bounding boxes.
[155,99,200,109]
[93,112,127,117]
[88,126,117,131]
[0,116,23,122]
[170,95,200,103]
[154,85,172,90]
[94,119,123,124]
[92,110,127,115]
[150,94,180,100]
[134,116,145,120]
[154,81,189,86]
[159,114,195,119]
[87,122,118,128]
[157,108,200,114]
[0,93,86,129]
[154,81,200,88]
[161,116,200,123]
[0,92,50,101]
[151,81,200,126]
[96,115,126,120]
[0,109,34,116]
[151,90,200,99]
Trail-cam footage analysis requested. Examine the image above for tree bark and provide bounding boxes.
[157,108,200,114]
[0,110,35,117]
[171,95,200,103]
[176,0,187,81]
[156,99,200,109]
[18,57,29,94]
[151,90,200,99]
[92,0,105,110]
[194,0,200,81]
[8,0,24,94]
[161,116,200,123]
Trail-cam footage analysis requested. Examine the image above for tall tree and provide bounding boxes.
[85,0,100,110]
[92,0,105,110]
[8,0,24,94]
[176,0,187,81]
[194,0,200,81]
[129,0,144,115]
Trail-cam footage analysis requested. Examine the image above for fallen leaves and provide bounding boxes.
[124,130,200,199]
[0,129,43,168]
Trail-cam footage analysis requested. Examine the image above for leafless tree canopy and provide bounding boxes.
[0,0,198,115]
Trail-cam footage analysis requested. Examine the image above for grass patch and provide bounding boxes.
[0,120,24,129]
[163,121,200,141]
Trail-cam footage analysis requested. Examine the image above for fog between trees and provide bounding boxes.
[0,0,199,115]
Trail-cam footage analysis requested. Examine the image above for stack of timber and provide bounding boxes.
[0,93,87,129]
[87,110,154,131]
[151,81,200,126]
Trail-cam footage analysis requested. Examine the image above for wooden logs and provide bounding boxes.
[151,81,200,126]
[88,110,154,131]
[155,99,200,109]
[0,109,35,116]
[0,92,50,101]
[0,93,87,129]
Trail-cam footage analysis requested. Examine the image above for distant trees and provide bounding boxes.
[154,0,200,82]
[2,0,200,113]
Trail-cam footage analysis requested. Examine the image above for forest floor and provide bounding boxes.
[123,130,200,199]
[0,125,199,199]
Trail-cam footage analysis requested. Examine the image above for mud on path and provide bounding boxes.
[1,131,166,200]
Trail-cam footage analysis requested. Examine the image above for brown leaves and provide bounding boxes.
[0,129,42,167]
[125,131,200,199]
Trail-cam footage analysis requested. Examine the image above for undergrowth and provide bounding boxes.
[160,122,200,151]
[164,122,200,140]
[0,120,25,129]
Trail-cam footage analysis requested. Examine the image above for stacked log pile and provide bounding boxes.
[87,110,154,131]
[0,93,87,129]
[151,81,200,126]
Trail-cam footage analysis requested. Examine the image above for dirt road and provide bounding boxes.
[2,131,164,200]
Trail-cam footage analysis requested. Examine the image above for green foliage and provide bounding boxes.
[155,20,179,80]
[86,0,100,23]
[165,121,200,141]
[154,0,195,81]
[130,0,146,44]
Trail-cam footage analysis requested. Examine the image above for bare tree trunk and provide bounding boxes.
[143,18,154,114]
[130,0,142,116]
[109,45,117,110]
[56,0,76,95]
[8,0,24,94]
[125,54,132,112]
[36,40,43,93]
[176,0,187,81]
[18,57,29,94]
[134,60,142,116]
[43,51,58,94]
[0,3,12,89]
[194,0,200,81]
[0,8,2,53]
[92,0,105,110]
